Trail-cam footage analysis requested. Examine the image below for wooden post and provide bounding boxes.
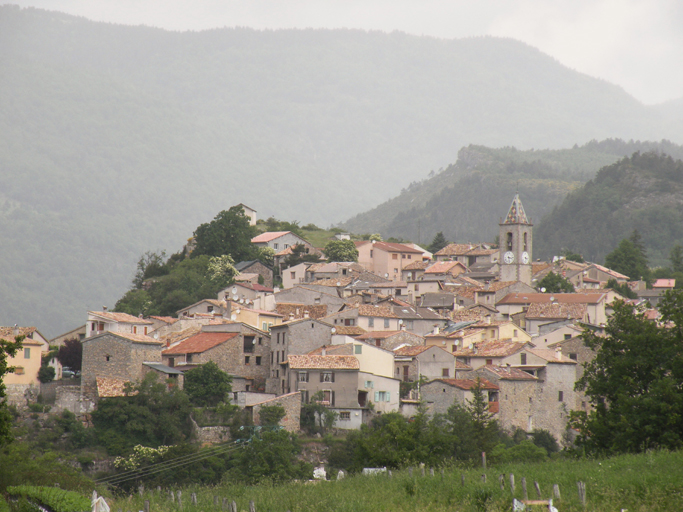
[222,498,228,510]
[481,452,487,469]
[461,474,465,487]
[440,468,444,479]
[481,474,486,484]
[430,468,434,477]
[577,481,586,507]
[191,493,197,505]
[157,487,161,494]
[499,474,505,491]
[214,496,219,507]
[534,481,541,498]
[249,500,256,512]
[231,501,237,512]
[388,470,393,478]
[509,474,515,494]
[521,477,528,501]
[138,485,144,497]
[421,466,425,477]
[170,491,175,503]
[553,484,561,500]
[409,467,413,477]
[144,501,149,512]
[177,490,182,509]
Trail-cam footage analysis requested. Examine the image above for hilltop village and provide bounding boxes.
[3,195,665,446]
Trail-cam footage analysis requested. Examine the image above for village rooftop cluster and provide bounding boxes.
[3,195,672,444]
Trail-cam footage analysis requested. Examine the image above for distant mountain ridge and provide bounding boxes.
[1,6,682,335]
[340,140,683,248]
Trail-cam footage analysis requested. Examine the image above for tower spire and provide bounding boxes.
[503,193,530,225]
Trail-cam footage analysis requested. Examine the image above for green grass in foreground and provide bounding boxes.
[107,450,683,512]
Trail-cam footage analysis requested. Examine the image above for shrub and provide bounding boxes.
[6,486,90,512]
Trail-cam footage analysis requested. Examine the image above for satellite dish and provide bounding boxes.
[232,287,237,294]
[331,327,336,334]
[233,294,239,301]
[337,282,341,286]
[230,314,237,321]
[541,287,546,293]
[385,273,389,278]
[239,299,244,304]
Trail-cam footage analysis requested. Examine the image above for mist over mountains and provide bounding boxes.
[1,6,681,335]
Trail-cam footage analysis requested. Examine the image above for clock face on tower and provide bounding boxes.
[504,251,515,264]
[522,252,530,264]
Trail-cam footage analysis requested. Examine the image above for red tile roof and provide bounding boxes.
[89,311,154,324]
[482,365,537,380]
[162,332,238,355]
[394,345,431,356]
[370,242,424,254]
[425,262,463,274]
[435,243,479,256]
[251,231,292,243]
[497,293,606,305]
[355,330,403,340]
[453,340,528,358]
[525,303,587,320]
[436,378,499,391]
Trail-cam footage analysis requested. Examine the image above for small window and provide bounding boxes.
[402,254,406,259]
[520,353,527,365]
[368,317,374,327]
[255,356,262,366]
[407,255,411,259]
[168,357,175,367]
[274,243,279,250]
[321,372,335,383]
[415,284,419,292]
[144,327,148,335]
[299,371,309,382]
[262,322,268,331]
[559,391,564,402]
[452,344,457,352]
[354,345,362,354]
[394,268,399,273]
[370,250,373,257]
[14,367,24,375]
[105,355,111,362]
[245,356,250,365]
[486,359,493,365]
[384,319,390,328]
[564,334,572,340]
[392,254,398,260]
[207,305,214,313]
[569,353,578,361]
[284,244,289,249]
[513,329,518,337]
[375,339,381,347]
[339,411,351,421]
[291,272,296,279]
[442,368,450,377]
[133,326,137,334]
[24,348,30,359]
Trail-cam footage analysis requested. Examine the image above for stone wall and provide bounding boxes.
[54,385,95,415]
[3,383,39,407]
[194,426,232,445]
[250,391,301,432]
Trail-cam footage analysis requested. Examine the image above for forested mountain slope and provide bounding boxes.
[1,6,682,334]
[535,152,683,266]
[340,140,683,246]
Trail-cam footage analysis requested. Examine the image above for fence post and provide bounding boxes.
[509,474,515,494]
[499,474,505,491]
[553,484,561,500]
[409,467,413,477]
[138,485,144,497]
[461,474,465,487]
[191,493,197,505]
[177,490,182,509]
[481,474,487,484]
[577,481,586,507]
[170,491,174,503]
[249,500,256,512]
[144,501,149,512]
[521,477,528,501]
[214,496,219,507]
[231,501,237,512]
[388,470,393,478]
[222,498,228,510]
[421,466,425,477]
[534,481,541,498]
[430,468,434,477]
[482,452,487,470]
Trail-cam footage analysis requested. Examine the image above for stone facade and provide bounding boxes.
[274,286,346,311]
[4,383,39,407]
[249,391,301,432]
[235,261,273,288]
[81,332,163,400]
[356,331,424,351]
[420,379,498,417]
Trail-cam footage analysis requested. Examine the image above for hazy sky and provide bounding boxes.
[9,0,683,104]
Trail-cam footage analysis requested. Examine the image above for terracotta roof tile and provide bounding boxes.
[497,293,606,305]
[276,303,328,320]
[0,326,37,338]
[311,277,355,287]
[98,332,164,345]
[483,365,537,380]
[354,304,399,318]
[403,260,432,271]
[526,348,577,364]
[89,311,153,324]
[149,316,178,325]
[525,303,587,320]
[453,340,527,357]
[370,242,424,254]
[394,345,431,356]
[436,378,499,391]
[162,332,238,355]
[425,261,464,274]
[251,231,292,243]
[332,325,367,336]
[435,243,480,256]
[355,330,403,340]
[287,355,360,370]
[455,360,472,370]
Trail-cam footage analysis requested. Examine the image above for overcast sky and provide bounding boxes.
[8,0,683,104]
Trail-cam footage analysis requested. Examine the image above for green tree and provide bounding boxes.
[259,404,286,426]
[466,378,500,455]
[132,251,168,289]
[572,293,683,454]
[670,244,683,273]
[192,206,258,260]
[283,244,322,268]
[428,231,449,254]
[537,272,575,293]
[604,230,650,281]
[561,249,584,263]
[605,278,637,299]
[206,254,238,288]
[0,333,24,446]
[92,373,192,455]
[184,362,232,407]
[323,240,358,262]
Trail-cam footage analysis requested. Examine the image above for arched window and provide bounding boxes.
[523,232,528,252]
[507,232,513,251]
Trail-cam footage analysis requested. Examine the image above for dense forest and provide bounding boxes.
[341,139,683,246]
[535,152,683,266]
[1,6,682,335]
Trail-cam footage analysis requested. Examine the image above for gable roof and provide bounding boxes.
[425,261,465,274]
[251,231,304,243]
[435,243,479,257]
[276,303,328,320]
[162,332,238,355]
[332,325,367,336]
[525,302,587,320]
[355,330,409,340]
[482,364,538,380]
[87,331,164,345]
[453,340,528,358]
[368,242,423,254]
[433,378,499,391]
[393,345,438,357]
[497,292,606,305]
[404,260,432,271]
[88,311,154,324]
[526,348,577,364]
[287,354,360,370]
[235,260,265,272]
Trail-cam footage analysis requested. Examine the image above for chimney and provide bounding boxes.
[555,345,562,360]
[138,313,143,318]
[304,311,310,319]
[103,306,108,312]
[473,344,478,355]
[432,325,439,335]
[321,347,326,356]
[289,313,295,321]
[12,324,19,336]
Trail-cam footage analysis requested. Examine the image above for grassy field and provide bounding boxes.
[106,449,683,512]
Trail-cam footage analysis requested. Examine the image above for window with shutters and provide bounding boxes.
[520,353,527,365]
[384,319,390,328]
[321,372,335,383]
[322,390,332,404]
[354,345,362,354]
[298,371,309,382]
[368,317,374,327]
[255,356,261,365]
[374,391,390,402]
[132,326,137,334]
[24,348,30,359]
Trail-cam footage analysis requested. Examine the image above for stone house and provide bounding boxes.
[274,286,346,311]
[524,303,589,335]
[322,304,401,332]
[452,340,531,369]
[86,310,154,338]
[402,260,431,282]
[407,278,444,302]
[177,299,228,319]
[2,326,50,405]
[354,330,424,351]
[81,331,164,401]
[180,323,272,391]
[547,336,596,412]
[275,303,328,321]
[355,241,426,282]
[496,292,608,330]
[393,345,456,382]
[534,323,584,348]
[420,378,499,416]
[473,281,535,308]
[391,304,448,336]
[235,203,257,226]
[234,260,273,288]
[251,231,309,252]
[246,391,302,432]
[282,262,312,289]
[344,279,409,299]
[424,261,468,279]
[418,293,456,316]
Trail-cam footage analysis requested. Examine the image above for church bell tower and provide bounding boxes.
[499,193,533,285]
